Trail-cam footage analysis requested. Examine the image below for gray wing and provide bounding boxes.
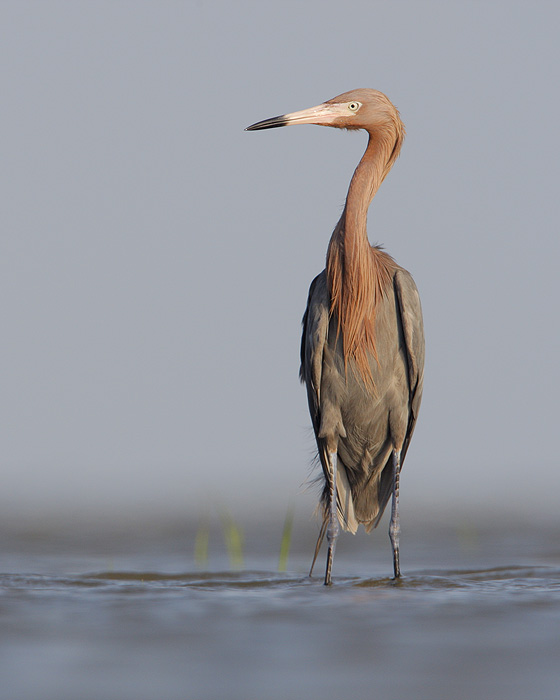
[300,271,358,532]
[371,268,424,529]
[393,267,424,460]
[299,271,330,435]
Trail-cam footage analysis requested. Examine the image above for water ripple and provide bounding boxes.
[2,564,558,602]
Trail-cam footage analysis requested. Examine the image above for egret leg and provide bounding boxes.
[309,517,327,577]
[324,451,339,586]
[389,448,402,579]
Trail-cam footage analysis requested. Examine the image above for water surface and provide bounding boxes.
[1,515,559,700]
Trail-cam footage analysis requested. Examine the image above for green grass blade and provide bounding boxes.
[278,506,294,572]
[194,518,210,569]
[220,510,244,570]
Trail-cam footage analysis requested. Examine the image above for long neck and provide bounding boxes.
[326,125,403,387]
[345,131,389,242]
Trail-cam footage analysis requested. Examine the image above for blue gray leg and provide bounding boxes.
[389,448,402,579]
[324,451,339,586]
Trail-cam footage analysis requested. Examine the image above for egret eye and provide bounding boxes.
[348,102,360,112]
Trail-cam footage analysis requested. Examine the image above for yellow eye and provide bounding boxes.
[348,102,360,112]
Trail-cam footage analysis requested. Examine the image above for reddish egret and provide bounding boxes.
[246,89,424,584]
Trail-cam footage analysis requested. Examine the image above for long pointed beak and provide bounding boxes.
[245,102,345,131]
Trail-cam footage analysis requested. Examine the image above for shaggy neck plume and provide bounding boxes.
[326,121,404,389]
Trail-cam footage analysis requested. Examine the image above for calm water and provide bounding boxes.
[1,513,559,700]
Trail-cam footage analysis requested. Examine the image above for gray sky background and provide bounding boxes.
[1,1,559,521]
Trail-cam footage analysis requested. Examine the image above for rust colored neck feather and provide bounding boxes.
[326,124,404,389]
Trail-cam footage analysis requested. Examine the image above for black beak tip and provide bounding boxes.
[245,115,288,131]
